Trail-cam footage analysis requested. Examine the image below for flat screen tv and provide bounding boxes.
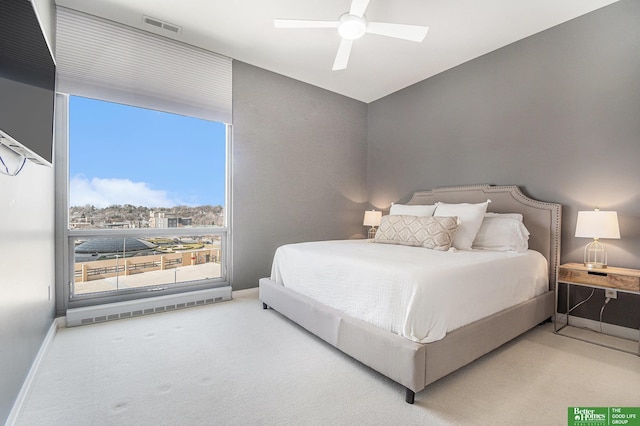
[0,0,56,166]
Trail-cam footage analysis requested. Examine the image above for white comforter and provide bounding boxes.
[270,240,548,343]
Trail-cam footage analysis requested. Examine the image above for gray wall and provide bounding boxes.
[367,0,640,327]
[0,1,56,423]
[231,62,368,290]
[0,161,55,423]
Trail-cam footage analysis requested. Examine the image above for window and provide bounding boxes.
[54,7,232,312]
[61,95,230,307]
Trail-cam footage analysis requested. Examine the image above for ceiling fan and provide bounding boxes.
[274,0,429,71]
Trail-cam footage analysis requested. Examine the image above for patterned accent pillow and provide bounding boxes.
[373,215,459,251]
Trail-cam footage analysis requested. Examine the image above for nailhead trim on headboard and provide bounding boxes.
[406,184,561,290]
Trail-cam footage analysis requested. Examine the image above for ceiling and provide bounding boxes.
[54,0,618,103]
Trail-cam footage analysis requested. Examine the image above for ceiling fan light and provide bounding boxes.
[338,14,366,40]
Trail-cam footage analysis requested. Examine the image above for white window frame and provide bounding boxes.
[54,94,232,313]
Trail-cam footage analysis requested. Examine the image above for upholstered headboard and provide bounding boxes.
[407,185,562,289]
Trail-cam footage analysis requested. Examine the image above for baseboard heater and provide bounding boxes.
[65,286,232,327]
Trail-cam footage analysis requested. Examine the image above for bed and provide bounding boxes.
[259,185,561,403]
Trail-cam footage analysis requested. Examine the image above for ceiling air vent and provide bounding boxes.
[143,15,182,35]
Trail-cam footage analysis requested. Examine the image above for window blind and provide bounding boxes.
[56,7,232,124]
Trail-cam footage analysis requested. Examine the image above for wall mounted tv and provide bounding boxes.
[0,0,56,166]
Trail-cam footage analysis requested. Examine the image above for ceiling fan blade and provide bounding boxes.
[349,0,370,18]
[366,22,429,42]
[332,39,353,71]
[274,19,339,29]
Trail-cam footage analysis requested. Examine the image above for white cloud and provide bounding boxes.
[70,176,178,208]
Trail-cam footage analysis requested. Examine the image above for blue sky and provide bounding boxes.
[69,96,226,208]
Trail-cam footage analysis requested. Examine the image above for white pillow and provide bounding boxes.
[484,212,523,222]
[434,200,490,250]
[389,203,436,217]
[473,215,530,252]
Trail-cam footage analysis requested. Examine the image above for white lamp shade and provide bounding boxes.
[575,210,620,239]
[363,210,382,227]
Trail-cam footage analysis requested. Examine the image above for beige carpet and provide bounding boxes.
[16,288,640,425]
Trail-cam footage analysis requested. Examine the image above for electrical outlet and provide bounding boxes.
[605,289,617,299]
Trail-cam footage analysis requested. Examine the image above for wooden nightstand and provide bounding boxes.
[555,262,640,355]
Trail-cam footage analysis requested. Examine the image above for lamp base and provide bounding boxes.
[584,239,607,269]
[584,262,607,269]
[368,227,377,239]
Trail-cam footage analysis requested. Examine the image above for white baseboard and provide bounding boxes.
[555,314,640,341]
[6,317,65,426]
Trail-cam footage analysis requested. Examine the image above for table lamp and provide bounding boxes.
[363,210,382,239]
[575,208,620,269]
